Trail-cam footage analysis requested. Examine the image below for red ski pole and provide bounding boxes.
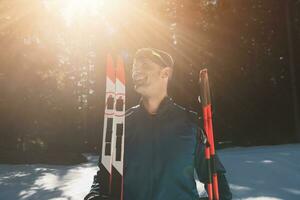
[199,69,219,200]
[203,106,213,200]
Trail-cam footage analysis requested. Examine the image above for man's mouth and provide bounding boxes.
[133,75,147,86]
[134,79,146,86]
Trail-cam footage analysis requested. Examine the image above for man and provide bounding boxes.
[85,48,232,200]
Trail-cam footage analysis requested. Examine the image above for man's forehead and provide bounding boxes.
[133,59,158,69]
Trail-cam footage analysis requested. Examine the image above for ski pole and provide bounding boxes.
[203,109,213,200]
[199,69,219,200]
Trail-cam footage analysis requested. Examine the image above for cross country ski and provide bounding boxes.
[99,54,126,200]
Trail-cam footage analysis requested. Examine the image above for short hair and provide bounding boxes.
[134,48,174,68]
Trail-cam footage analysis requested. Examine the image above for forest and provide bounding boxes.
[0,0,299,155]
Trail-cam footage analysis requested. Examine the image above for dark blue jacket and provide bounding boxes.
[85,97,232,200]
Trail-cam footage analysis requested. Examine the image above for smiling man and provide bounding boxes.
[85,48,232,200]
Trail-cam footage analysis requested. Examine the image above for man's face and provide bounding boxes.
[132,59,164,97]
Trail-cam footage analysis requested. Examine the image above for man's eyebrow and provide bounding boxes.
[133,61,151,69]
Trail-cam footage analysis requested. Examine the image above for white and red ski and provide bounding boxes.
[100,54,125,200]
[111,55,126,200]
[99,54,116,196]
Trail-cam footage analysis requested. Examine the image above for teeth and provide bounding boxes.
[135,77,144,81]
[133,72,146,81]
[134,76,146,81]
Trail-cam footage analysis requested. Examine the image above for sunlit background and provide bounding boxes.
[0,0,300,154]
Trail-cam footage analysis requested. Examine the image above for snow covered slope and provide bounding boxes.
[0,144,299,200]
[219,144,300,200]
[0,154,98,200]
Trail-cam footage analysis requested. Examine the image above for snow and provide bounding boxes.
[0,144,300,200]
[0,155,98,200]
[218,144,300,200]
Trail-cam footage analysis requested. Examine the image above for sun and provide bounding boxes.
[60,0,101,25]
[58,0,103,26]
[43,0,129,26]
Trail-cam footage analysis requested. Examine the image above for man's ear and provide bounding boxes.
[161,67,173,80]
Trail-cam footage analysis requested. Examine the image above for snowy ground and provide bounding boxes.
[219,143,300,200]
[0,144,299,200]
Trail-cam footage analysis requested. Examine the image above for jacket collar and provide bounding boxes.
[139,96,173,116]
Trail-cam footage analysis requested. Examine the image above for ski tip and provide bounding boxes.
[107,54,116,82]
[199,68,211,106]
[116,55,126,85]
[199,68,208,82]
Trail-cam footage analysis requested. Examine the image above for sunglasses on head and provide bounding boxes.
[135,49,170,68]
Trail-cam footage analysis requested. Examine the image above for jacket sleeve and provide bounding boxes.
[84,156,109,200]
[194,129,232,200]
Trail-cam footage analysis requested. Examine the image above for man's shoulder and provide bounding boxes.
[171,102,200,123]
[125,104,141,118]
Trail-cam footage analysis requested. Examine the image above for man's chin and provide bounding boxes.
[134,85,142,93]
[134,85,147,95]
